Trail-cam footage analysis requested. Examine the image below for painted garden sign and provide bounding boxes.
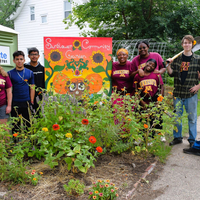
[44,37,112,97]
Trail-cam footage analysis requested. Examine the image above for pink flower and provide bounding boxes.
[99,193,103,197]
[89,192,93,195]
[31,172,35,175]
[25,171,29,174]
[111,189,114,193]
[100,185,104,188]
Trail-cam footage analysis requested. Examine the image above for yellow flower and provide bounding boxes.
[59,116,63,121]
[65,133,72,138]
[95,191,99,194]
[106,179,110,183]
[42,127,48,132]
[48,49,63,64]
[39,172,43,175]
[90,50,106,66]
[33,178,37,181]
[193,40,197,46]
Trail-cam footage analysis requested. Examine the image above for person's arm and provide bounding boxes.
[166,58,174,76]
[30,84,35,104]
[130,69,145,78]
[189,84,200,94]
[6,87,12,114]
[154,68,166,74]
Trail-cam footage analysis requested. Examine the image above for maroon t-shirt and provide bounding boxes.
[112,61,134,94]
[0,74,12,107]
[133,73,163,104]
[131,52,164,71]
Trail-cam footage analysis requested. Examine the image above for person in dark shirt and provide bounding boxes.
[24,47,45,114]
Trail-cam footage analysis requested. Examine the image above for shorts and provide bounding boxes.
[0,104,9,119]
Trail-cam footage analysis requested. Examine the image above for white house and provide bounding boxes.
[10,0,91,65]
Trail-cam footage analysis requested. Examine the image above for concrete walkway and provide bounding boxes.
[151,116,200,200]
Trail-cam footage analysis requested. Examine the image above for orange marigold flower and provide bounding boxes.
[33,178,37,181]
[13,133,18,137]
[134,81,138,83]
[144,124,148,129]
[96,146,103,153]
[82,119,89,125]
[135,92,138,95]
[126,93,130,96]
[157,95,164,102]
[52,124,60,131]
[158,133,162,135]
[89,136,97,144]
[121,88,125,91]
[144,89,148,94]
[38,91,42,95]
[127,118,131,121]
[94,101,98,105]
[138,87,143,90]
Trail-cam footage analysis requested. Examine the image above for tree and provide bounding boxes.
[0,0,21,29]
[64,0,200,42]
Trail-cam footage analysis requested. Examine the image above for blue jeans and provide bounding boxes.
[173,94,198,143]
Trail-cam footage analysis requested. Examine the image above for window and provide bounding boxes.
[30,6,35,21]
[41,15,47,23]
[64,1,72,18]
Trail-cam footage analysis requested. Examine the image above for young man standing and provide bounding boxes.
[24,47,45,113]
[8,51,35,135]
[167,35,200,148]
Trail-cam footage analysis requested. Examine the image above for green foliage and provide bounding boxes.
[64,0,200,42]
[63,179,85,196]
[0,0,21,28]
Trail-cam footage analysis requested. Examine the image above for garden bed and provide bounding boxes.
[0,152,162,200]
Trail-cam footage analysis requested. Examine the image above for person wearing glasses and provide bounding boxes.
[131,40,166,77]
[25,47,45,114]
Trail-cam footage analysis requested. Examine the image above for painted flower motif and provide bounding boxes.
[193,40,197,46]
[93,196,97,199]
[89,136,97,144]
[24,79,28,82]
[33,178,37,181]
[96,146,103,153]
[73,40,81,49]
[82,119,89,125]
[157,95,164,102]
[144,124,148,129]
[99,193,103,197]
[52,124,60,131]
[48,49,63,64]
[95,191,99,194]
[90,50,106,66]
[13,133,18,137]
[65,133,72,138]
[42,127,48,132]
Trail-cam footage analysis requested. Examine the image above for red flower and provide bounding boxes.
[13,133,18,137]
[52,124,60,131]
[96,146,103,153]
[82,119,89,125]
[89,136,96,144]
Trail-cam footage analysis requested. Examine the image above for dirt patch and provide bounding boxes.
[0,152,164,200]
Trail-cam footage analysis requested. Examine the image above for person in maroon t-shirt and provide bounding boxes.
[133,59,164,137]
[131,40,166,78]
[112,48,134,95]
[0,66,12,124]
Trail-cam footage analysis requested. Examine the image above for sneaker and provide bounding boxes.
[169,138,182,146]
[160,136,166,142]
[183,147,200,156]
[189,142,194,148]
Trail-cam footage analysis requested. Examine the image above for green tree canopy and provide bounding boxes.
[64,0,200,42]
[0,0,21,29]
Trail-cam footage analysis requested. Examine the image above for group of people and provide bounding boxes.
[0,48,45,137]
[1,35,200,156]
[112,35,200,156]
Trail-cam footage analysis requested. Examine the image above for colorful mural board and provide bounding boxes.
[44,37,112,97]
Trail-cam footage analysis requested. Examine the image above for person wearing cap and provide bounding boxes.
[131,40,166,78]
[112,48,134,95]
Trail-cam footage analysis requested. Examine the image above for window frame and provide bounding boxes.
[30,6,35,21]
[63,0,72,19]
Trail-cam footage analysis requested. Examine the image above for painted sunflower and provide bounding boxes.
[73,40,82,50]
[48,49,63,64]
[90,50,106,66]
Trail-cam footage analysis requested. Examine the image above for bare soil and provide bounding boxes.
[0,152,164,200]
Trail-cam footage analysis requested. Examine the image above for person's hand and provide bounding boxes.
[189,85,200,94]
[166,58,173,64]
[198,71,200,80]
[153,69,160,74]
[6,105,11,114]
[138,69,144,77]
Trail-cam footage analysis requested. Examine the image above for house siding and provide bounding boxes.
[14,0,91,65]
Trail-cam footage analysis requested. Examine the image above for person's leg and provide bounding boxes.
[184,94,197,144]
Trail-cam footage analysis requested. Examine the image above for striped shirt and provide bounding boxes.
[168,53,200,98]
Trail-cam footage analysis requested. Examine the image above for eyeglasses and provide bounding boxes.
[138,47,147,50]
[30,54,39,56]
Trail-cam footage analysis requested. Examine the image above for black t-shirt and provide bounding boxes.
[180,54,192,85]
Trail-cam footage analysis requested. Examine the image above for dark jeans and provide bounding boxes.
[11,101,31,142]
